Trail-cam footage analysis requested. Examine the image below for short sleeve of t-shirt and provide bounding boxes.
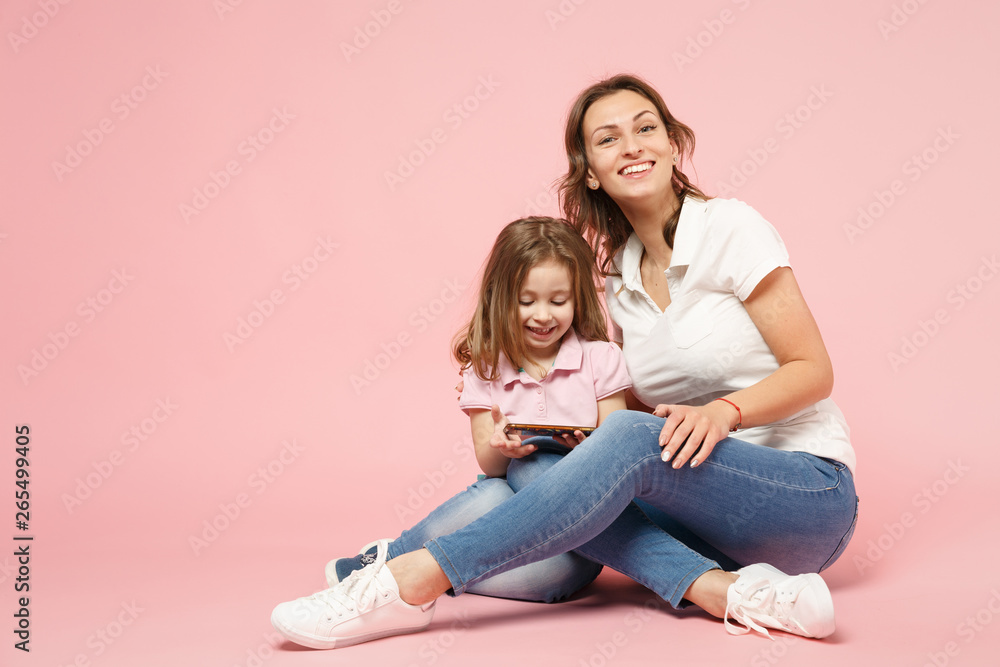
[589,341,631,399]
[458,367,493,414]
[707,199,790,301]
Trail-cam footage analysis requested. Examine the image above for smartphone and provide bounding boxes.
[503,423,596,438]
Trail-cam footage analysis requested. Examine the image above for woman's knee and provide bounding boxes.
[578,410,663,460]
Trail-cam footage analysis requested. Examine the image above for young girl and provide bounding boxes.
[272,217,631,648]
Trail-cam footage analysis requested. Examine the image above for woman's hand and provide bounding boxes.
[653,401,737,469]
[489,405,538,459]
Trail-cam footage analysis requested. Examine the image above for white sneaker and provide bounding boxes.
[724,563,835,639]
[271,540,434,649]
[324,538,394,587]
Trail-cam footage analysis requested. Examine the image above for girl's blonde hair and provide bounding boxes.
[453,217,608,381]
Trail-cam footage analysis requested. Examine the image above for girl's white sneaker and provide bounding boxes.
[271,540,435,649]
[724,563,835,639]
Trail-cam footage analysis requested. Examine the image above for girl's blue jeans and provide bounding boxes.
[387,452,602,603]
[395,410,858,607]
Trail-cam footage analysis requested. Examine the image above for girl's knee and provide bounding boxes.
[507,453,563,492]
[469,555,603,603]
[466,477,515,506]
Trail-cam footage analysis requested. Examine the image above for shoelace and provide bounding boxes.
[307,541,393,620]
[724,575,788,640]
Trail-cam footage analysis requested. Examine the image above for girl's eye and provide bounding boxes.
[551,301,566,306]
[519,301,533,306]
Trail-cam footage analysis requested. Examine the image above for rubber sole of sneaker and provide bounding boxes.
[270,608,430,649]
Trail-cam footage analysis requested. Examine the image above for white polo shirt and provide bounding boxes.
[606,196,855,473]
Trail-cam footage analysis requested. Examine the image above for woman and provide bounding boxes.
[271,73,858,647]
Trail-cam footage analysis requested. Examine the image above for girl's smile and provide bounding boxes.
[518,259,575,363]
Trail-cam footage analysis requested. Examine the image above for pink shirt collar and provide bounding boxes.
[498,328,585,387]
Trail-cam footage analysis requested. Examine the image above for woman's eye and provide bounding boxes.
[597,135,615,145]
[639,124,657,133]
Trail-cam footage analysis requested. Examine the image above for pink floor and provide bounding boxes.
[4,0,1000,665]
[9,474,999,667]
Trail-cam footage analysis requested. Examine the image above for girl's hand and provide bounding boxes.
[489,405,537,459]
[555,430,588,448]
[653,401,736,469]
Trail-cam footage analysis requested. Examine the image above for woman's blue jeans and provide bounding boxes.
[424,410,858,608]
[387,452,602,603]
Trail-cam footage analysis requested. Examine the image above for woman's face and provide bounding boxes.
[582,89,677,207]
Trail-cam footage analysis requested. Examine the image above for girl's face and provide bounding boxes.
[582,89,677,207]
[517,259,575,361]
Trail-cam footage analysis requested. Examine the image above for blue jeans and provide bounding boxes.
[426,410,858,608]
[387,451,602,603]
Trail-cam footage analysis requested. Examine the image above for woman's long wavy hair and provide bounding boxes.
[453,217,608,381]
[559,74,710,276]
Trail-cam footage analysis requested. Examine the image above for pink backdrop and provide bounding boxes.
[3,1,999,665]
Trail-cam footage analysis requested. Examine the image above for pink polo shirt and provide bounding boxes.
[459,328,631,427]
